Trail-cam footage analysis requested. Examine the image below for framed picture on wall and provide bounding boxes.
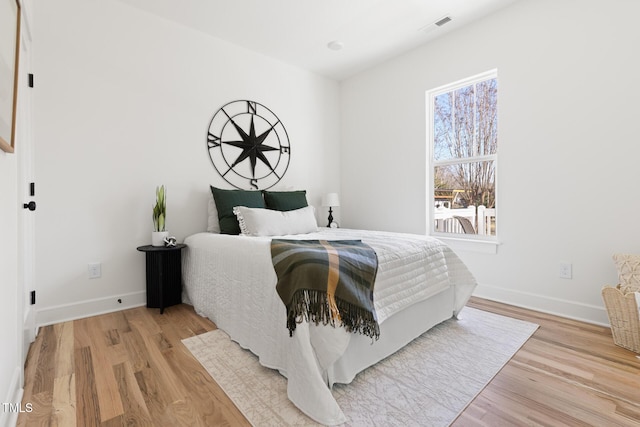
[0,0,21,153]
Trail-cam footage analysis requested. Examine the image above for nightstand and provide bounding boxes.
[136,244,186,314]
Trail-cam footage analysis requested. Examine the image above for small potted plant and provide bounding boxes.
[151,185,168,246]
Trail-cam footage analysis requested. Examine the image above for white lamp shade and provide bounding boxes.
[322,193,340,207]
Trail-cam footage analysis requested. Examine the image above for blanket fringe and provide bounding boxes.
[287,289,380,340]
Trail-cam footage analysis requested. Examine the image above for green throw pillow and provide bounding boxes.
[263,190,308,211]
[210,186,265,234]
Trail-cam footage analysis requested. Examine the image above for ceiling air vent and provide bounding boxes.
[419,15,452,34]
[435,16,452,27]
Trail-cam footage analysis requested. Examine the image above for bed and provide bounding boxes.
[182,208,477,425]
[182,187,477,424]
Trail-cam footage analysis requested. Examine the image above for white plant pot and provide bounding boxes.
[151,231,169,247]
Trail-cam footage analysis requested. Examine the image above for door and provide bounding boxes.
[17,16,35,373]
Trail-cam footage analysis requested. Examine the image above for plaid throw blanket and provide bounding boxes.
[271,239,380,340]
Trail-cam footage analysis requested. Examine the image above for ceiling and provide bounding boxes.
[116,0,520,81]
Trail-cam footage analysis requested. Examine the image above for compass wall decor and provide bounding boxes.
[207,100,290,190]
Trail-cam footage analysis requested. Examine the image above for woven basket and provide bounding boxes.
[601,285,640,353]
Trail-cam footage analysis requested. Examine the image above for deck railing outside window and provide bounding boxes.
[434,205,496,235]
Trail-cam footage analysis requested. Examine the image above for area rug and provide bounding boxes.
[182,307,538,426]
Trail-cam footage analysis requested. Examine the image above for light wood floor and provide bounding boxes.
[17,297,640,426]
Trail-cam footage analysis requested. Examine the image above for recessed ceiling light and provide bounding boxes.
[327,41,344,51]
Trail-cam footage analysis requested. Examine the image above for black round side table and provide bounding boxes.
[136,244,186,314]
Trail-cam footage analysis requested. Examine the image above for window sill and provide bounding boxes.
[433,235,500,254]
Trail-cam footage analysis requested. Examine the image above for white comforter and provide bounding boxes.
[182,228,476,425]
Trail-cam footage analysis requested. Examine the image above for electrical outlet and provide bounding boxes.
[559,262,572,279]
[88,262,102,279]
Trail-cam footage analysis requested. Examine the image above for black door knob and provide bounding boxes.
[23,201,36,211]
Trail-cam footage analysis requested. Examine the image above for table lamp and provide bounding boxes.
[321,193,340,227]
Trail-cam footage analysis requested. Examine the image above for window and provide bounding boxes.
[427,70,497,239]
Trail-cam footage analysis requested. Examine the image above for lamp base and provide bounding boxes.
[327,207,334,228]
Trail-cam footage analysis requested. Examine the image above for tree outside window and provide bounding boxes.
[428,70,497,237]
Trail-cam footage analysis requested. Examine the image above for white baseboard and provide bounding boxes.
[473,283,610,326]
[1,367,23,427]
[35,291,146,327]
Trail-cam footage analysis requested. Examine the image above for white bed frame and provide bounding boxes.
[328,286,455,386]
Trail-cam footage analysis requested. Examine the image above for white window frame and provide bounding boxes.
[426,69,499,254]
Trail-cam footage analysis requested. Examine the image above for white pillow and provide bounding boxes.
[233,206,318,236]
[207,194,221,233]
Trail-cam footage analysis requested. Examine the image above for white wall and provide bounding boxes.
[33,0,341,324]
[341,0,640,324]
